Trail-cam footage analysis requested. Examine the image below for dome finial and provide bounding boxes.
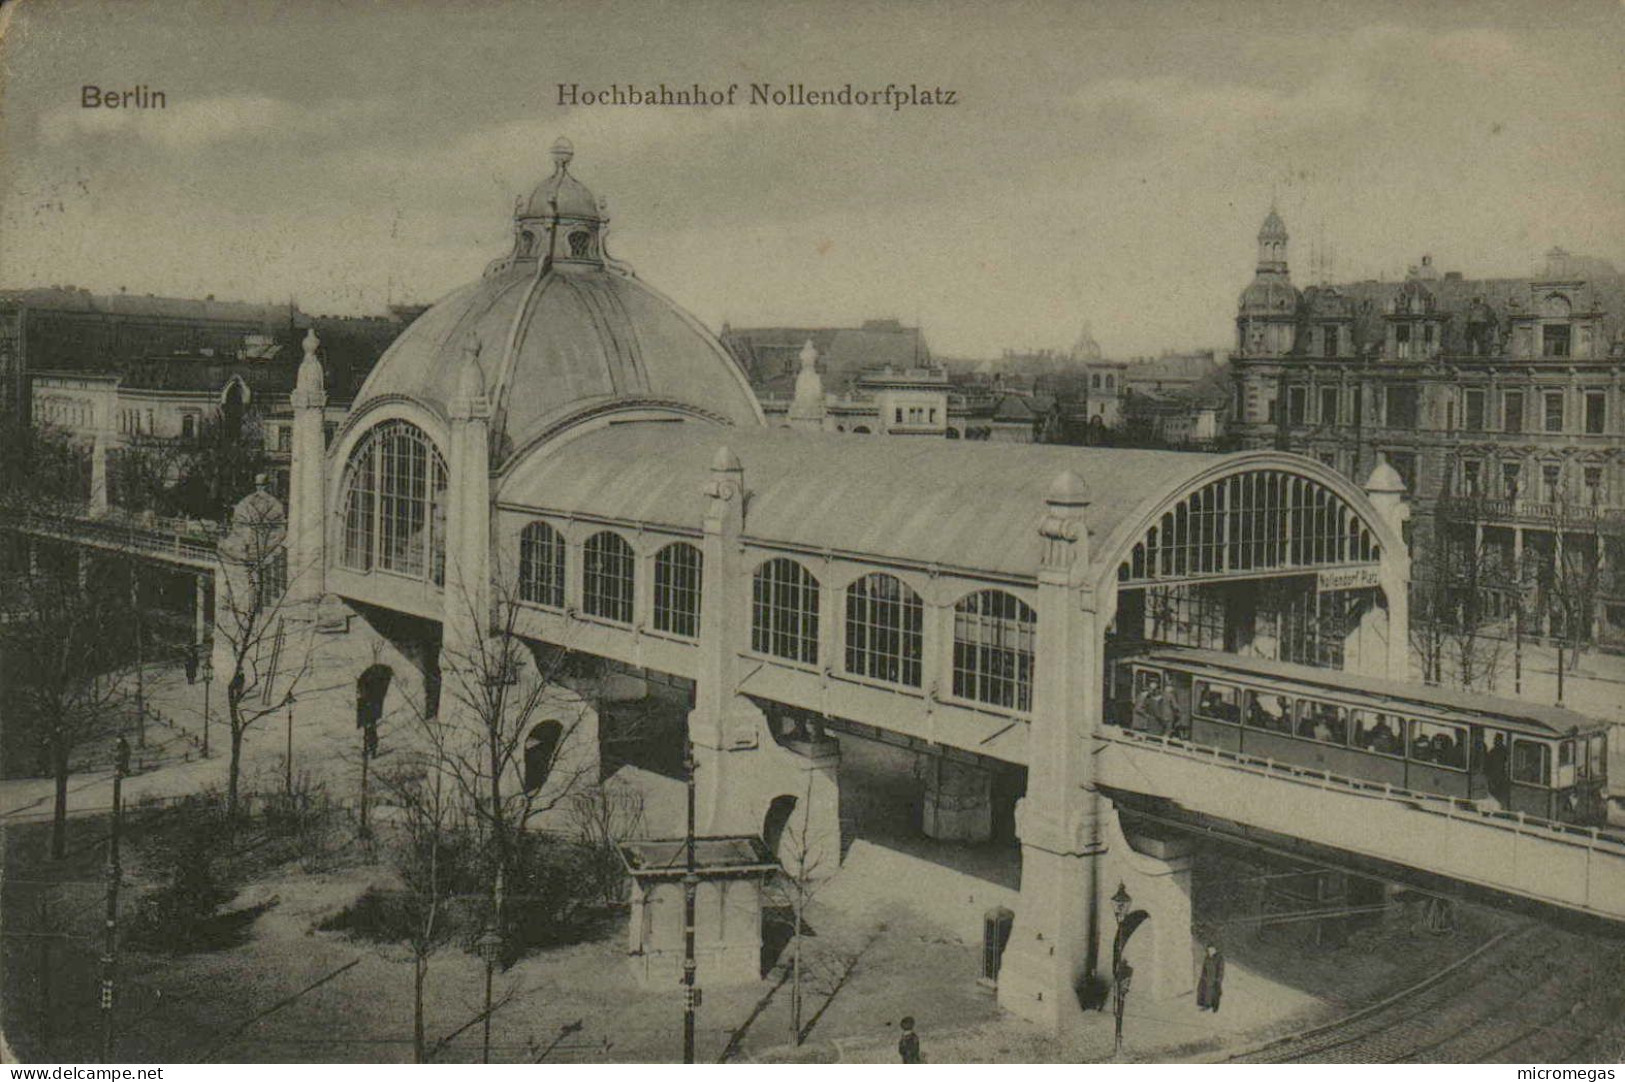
[551,136,575,172]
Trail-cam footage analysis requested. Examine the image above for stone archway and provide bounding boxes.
[524,719,565,793]
[763,793,799,860]
[356,664,393,757]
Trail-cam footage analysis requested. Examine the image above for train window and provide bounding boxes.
[1194,681,1239,724]
[1244,691,1292,733]
[1351,710,1404,757]
[1557,741,1576,788]
[1134,668,1164,698]
[1409,720,1467,769]
[1511,739,1551,786]
[1588,735,1606,779]
[1297,700,1349,745]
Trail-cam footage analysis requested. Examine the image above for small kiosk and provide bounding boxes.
[619,835,780,987]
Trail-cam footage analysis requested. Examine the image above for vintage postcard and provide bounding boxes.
[1,0,1623,1070]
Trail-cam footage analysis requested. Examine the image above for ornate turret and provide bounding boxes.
[787,340,827,431]
[1236,205,1301,358]
[488,137,610,275]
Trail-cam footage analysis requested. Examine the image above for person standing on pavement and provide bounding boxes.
[898,1016,921,1063]
[1196,943,1225,1012]
[184,642,199,685]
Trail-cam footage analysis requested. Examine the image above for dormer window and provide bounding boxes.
[568,231,591,259]
[1543,323,1571,358]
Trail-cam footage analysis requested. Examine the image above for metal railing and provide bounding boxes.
[1103,726,1625,853]
[0,501,221,567]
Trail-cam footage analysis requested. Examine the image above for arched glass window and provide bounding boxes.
[519,521,565,608]
[582,531,634,623]
[752,558,820,664]
[568,231,591,259]
[952,590,1036,711]
[654,542,703,638]
[340,420,447,584]
[845,573,923,686]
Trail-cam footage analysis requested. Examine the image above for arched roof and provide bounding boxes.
[500,425,1399,588]
[502,424,1289,579]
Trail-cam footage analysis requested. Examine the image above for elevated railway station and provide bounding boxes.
[13,141,1625,1032]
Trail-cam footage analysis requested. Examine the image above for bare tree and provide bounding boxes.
[372,727,468,1063]
[109,431,189,517]
[1412,521,1515,692]
[0,423,92,512]
[0,562,130,858]
[1547,523,1602,687]
[565,778,645,908]
[766,774,827,1046]
[434,571,594,896]
[213,482,311,818]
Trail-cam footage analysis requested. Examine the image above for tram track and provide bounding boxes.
[1231,923,1625,1064]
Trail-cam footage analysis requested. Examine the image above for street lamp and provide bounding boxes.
[477,924,503,1064]
[1111,882,1133,1057]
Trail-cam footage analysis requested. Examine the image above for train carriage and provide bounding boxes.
[1108,646,1610,826]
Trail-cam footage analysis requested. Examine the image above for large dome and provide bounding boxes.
[1238,277,1300,314]
[348,143,764,462]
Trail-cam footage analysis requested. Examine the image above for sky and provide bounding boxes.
[1,0,1622,360]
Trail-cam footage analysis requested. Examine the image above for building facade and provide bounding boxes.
[1228,211,1625,645]
[259,140,1412,1031]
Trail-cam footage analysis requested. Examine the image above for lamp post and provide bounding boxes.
[202,657,212,758]
[1111,882,1132,1057]
[477,923,502,1064]
[100,736,130,1059]
[682,739,700,1065]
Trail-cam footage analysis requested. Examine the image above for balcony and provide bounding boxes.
[1438,496,1625,530]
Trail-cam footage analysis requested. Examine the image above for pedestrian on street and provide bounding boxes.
[184,642,199,685]
[898,1016,921,1063]
[1196,943,1224,1012]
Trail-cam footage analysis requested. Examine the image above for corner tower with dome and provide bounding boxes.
[269,144,1413,1036]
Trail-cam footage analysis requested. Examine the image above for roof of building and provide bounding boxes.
[618,835,778,878]
[1323,271,1625,356]
[119,357,297,397]
[350,145,763,460]
[500,423,1233,580]
[724,322,931,395]
[0,286,295,326]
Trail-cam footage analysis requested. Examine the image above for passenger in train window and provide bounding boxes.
[1367,716,1400,755]
[1433,732,1464,769]
[1486,733,1511,804]
[1132,675,1162,732]
[1311,711,1333,744]
[1411,729,1434,763]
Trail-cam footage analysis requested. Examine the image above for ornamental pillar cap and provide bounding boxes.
[1364,454,1407,497]
[711,444,742,473]
[1045,469,1091,508]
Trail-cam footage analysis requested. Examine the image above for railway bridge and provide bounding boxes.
[208,143,1625,1036]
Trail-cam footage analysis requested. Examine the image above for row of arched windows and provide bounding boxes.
[338,425,1037,713]
[515,525,1037,712]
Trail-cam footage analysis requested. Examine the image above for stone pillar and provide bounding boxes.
[1101,809,1197,1003]
[999,471,1105,1030]
[443,350,492,667]
[287,329,328,604]
[89,428,109,517]
[921,755,993,842]
[1364,456,1412,679]
[692,446,762,822]
[690,446,839,871]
